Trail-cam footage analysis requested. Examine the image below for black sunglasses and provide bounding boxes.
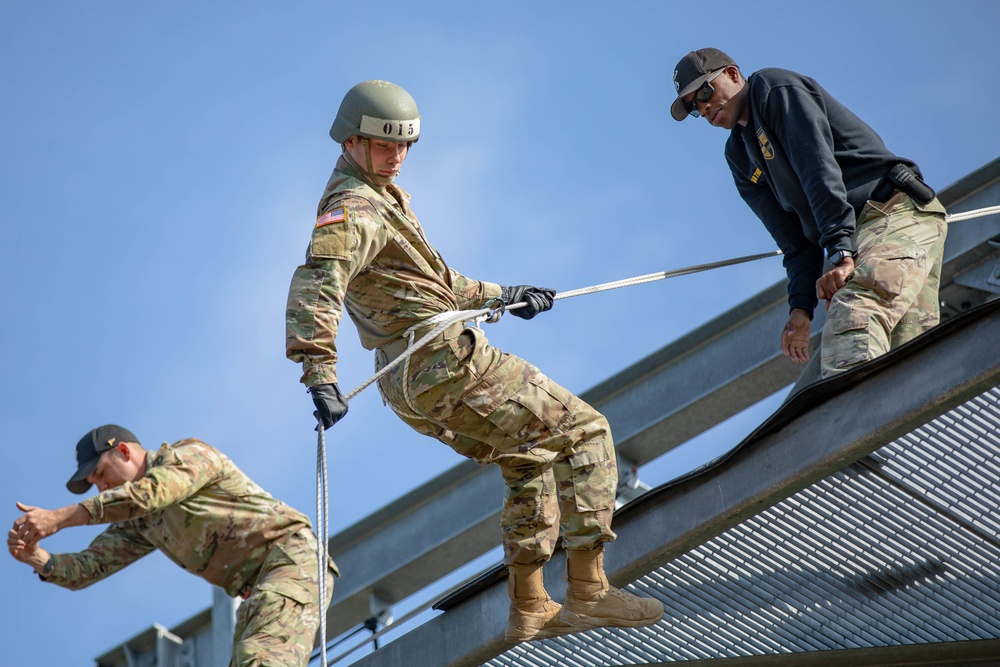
[684,68,728,118]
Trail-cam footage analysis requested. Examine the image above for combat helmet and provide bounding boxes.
[330,80,421,144]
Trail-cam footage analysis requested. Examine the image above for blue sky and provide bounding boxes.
[2,2,998,665]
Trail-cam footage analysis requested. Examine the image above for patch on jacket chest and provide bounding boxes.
[756,128,774,160]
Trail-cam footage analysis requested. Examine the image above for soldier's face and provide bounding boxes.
[86,444,141,492]
[346,137,408,178]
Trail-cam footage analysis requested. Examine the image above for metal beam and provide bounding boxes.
[349,298,1000,667]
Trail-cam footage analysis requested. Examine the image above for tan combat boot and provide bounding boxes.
[505,563,572,642]
[561,546,664,631]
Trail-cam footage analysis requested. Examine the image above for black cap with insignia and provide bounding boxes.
[66,424,139,494]
[670,48,737,121]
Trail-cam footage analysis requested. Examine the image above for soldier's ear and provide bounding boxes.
[117,442,131,461]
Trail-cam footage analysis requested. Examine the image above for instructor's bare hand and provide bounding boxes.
[780,309,812,364]
[816,256,855,304]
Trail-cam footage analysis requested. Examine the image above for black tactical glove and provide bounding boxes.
[502,285,556,320]
[310,383,349,430]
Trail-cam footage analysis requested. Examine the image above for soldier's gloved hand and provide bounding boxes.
[502,285,556,320]
[310,383,349,430]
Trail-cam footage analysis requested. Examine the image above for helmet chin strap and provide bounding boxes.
[362,137,396,187]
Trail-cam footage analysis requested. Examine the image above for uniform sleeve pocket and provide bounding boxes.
[310,223,353,260]
[286,266,328,341]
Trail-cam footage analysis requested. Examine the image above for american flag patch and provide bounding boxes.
[316,208,345,227]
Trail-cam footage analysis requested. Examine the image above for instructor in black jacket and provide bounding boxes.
[671,48,947,378]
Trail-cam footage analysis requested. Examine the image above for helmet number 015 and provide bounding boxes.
[384,121,416,137]
[359,115,421,140]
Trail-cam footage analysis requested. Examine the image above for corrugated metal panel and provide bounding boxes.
[487,386,1000,666]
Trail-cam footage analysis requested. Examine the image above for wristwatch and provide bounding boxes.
[829,249,855,265]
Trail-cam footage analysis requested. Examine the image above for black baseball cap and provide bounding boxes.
[670,48,737,121]
[67,424,139,494]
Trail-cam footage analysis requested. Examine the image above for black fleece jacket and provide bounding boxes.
[725,67,918,317]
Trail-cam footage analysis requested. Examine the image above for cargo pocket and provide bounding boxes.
[462,355,527,417]
[826,308,872,371]
[436,426,497,465]
[464,363,576,446]
[255,543,316,606]
[566,440,615,512]
[256,578,314,607]
[285,266,328,341]
[851,255,915,304]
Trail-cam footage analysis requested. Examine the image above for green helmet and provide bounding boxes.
[330,80,421,144]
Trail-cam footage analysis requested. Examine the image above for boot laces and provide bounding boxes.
[605,586,637,609]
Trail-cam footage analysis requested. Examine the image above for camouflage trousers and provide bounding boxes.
[231,529,337,667]
[821,191,948,377]
[377,324,618,566]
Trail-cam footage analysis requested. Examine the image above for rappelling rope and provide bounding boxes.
[345,249,786,404]
[316,425,330,667]
[312,203,1000,662]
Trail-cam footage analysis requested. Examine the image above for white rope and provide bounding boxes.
[345,249,788,407]
[555,250,784,300]
[311,202,1000,663]
[945,204,1000,224]
[316,424,329,667]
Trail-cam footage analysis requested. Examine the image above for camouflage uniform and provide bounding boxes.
[821,192,948,374]
[286,156,617,565]
[41,439,337,667]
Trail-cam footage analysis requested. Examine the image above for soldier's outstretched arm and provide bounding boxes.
[11,501,90,548]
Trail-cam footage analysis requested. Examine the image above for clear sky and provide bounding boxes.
[2,2,998,665]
